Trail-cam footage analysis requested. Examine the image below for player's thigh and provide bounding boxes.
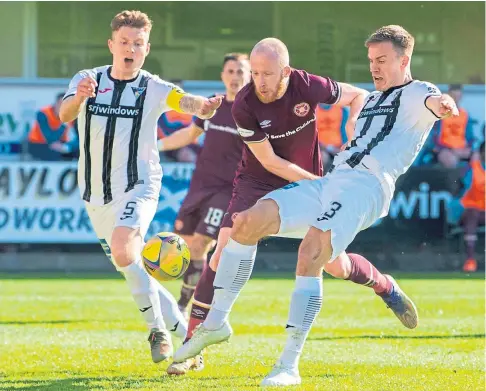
[313,170,386,260]
[261,179,327,239]
[231,199,281,242]
[84,202,117,262]
[209,227,232,270]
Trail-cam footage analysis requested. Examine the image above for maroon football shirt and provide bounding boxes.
[190,96,244,190]
[232,69,341,189]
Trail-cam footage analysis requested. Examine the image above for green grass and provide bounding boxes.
[0,273,484,390]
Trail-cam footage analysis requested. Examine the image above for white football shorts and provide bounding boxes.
[262,167,390,260]
[84,182,160,267]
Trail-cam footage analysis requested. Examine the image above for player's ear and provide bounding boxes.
[108,38,114,54]
[146,42,151,56]
[401,54,410,69]
[282,66,291,78]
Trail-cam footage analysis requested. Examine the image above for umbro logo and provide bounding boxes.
[192,309,206,317]
[260,120,272,128]
[139,306,152,313]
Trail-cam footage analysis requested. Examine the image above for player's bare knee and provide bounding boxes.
[111,227,141,268]
[231,211,258,243]
[297,228,332,276]
[111,241,131,268]
[297,242,326,276]
[190,235,214,260]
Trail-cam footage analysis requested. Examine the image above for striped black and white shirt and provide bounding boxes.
[64,65,182,205]
[331,80,441,198]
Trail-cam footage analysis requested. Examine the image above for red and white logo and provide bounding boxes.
[99,88,112,94]
[293,102,310,117]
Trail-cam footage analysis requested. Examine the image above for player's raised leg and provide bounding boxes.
[173,200,280,362]
[324,252,418,329]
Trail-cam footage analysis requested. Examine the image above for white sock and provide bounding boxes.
[204,238,257,330]
[156,280,188,339]
[279,276,323,370]
[120,259,166,331]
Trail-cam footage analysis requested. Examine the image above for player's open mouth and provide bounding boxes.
[124,58,134,64]
[373,77,383,82]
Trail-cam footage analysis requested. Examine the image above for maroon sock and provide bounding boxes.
[346,253,392,297]
[184,265,216,342]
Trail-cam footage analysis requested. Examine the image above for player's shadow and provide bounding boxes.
[0,378,92,391]
[0,320,97,325]
[309,333,485,341]
[2,375,261,390]
[0,272,122,280]
[0,377,158,391]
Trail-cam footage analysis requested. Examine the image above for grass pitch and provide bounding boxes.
[0,272,484,390]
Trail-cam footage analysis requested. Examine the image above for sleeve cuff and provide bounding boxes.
[62,93,76,101]
[424,95,442,119]
[244,135,269,144]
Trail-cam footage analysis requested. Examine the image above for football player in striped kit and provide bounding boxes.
[59,10,222,364]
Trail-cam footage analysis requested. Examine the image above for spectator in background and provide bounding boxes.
[447,141,485,273]
[157,80,201,162]
[27,92,78,161]
[316,103,349,172]
[432,84,476,168]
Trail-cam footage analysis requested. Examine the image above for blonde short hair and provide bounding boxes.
[111,10,153,33]
[365,25,415,56]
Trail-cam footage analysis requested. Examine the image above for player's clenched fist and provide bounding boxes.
[76,77,98,100]
[438,95,459,118]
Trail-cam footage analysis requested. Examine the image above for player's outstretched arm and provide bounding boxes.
[247,139,320,182]
[179,94,223,120]
[425,94,459,119]
[59,76,98,123]
[334,83,369,141]
[158,124,204,152]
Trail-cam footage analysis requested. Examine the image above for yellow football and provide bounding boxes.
[141,232,190,281]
